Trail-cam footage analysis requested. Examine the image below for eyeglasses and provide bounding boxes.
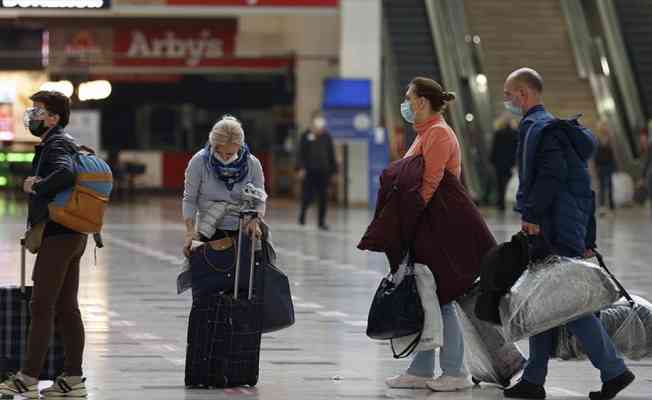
[25,107,51,119]
[23,107,54,128]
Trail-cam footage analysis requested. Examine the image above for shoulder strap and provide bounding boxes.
[390,330,422,359]
[78,145,96,155]
[593,249,635,307]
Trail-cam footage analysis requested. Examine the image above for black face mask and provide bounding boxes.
[28,119,49,137]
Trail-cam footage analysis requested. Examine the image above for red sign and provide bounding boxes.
[167,0,337,6]
[65,30,103,64]
[114,23,237,67]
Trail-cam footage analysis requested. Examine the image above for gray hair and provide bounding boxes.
[209,115,245,147]
[507,67,544,93]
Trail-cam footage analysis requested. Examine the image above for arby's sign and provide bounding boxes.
[52,20,293,73]
[113,22,236,67]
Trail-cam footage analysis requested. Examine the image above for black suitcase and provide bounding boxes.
[185,211,264,388]
[0,239,65,381]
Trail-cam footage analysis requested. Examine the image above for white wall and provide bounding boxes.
[339,0,381,126]
[236,14,340,132]
[338,0,381,205]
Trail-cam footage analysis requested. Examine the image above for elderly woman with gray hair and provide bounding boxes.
[182,115,266,258]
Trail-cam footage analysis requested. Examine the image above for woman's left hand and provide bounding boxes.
[246,218,262,239]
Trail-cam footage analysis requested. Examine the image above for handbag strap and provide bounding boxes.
[593,249,635,307]
[390,330,422,359]
[201,230,236,273]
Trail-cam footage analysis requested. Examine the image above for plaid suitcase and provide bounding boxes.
[0,239,65,381]
[185,211,264,388]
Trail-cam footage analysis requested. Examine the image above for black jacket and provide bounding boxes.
[490,127,518,174]
[28,128,78,227]
[296,130,337,175]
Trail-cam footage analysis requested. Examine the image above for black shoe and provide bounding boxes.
[504,380,546,399]
[318,224,329,231]
[589,369,635,400]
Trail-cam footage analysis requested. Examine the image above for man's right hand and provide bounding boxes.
[521,221,541,235]
[297,169,306,180]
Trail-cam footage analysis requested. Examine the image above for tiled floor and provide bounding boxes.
[0,194,650,399]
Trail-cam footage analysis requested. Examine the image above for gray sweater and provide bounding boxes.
[182,150,266,232]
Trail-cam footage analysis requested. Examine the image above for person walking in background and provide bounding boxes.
[640,122,652,208]
[296,111,337,230]
[595,120,616,215]
[489,113,519,211]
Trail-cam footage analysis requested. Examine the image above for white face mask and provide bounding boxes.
[215,152,239,165]
[313,117,326,131]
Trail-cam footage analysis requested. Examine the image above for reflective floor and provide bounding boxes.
[0,194,651,399]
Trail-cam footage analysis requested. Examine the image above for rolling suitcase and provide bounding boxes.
[185,211,264,388]
[0,239,65,381]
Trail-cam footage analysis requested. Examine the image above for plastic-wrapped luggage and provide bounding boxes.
[499,256,620,342]
[555,295,652,360]
[455,285,525,387]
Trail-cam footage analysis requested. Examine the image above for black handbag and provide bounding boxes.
[189,234,253,296]
[366,262,424,358]
[261,239,295,333]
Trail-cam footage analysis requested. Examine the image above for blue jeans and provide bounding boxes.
[406,302,467,378]
[522,313,626,385]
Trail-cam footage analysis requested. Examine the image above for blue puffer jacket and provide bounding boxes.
[515,105,597,257]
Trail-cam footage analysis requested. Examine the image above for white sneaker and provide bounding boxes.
[41,375,87,397]
[0,373,39,399]
[385,373,431,389]
[426,374,473,392]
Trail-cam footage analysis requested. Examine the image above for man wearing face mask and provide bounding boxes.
[0,91,89,398]
[502,68,633,400]
[296,110,337,230]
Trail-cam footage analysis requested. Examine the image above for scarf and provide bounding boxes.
[202,143,250,191]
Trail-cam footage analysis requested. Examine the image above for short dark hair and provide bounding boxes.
[29,90,70,127]
[409,77,456,113]
[510,68,543,93]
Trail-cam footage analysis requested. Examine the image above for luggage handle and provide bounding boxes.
[19,238,26,293]
[593,249,635,307]
[234,210,259,300]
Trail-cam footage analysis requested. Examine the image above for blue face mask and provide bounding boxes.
[401,101,415,124]
[504,100,523,117]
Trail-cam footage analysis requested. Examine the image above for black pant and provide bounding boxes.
[299,171,330,226]
[496,169,512,211]
[598,167,615,210]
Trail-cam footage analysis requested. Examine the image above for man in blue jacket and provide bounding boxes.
[502,68,634,400]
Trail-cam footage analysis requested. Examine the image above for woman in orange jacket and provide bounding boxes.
[385,77,473,392]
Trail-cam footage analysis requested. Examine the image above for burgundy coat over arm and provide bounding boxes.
[358,155,496,305]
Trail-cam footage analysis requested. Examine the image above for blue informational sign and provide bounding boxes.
[323,109,372,139]
[323,78,371,109]
[368,128,389,209]
[322,78,388,207]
